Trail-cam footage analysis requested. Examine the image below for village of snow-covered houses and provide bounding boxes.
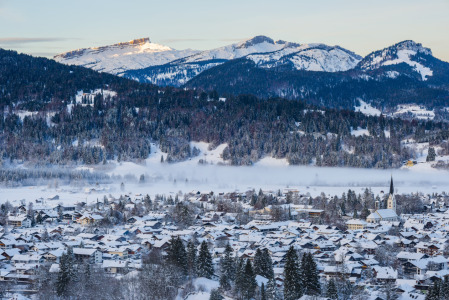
[0,176,448,300]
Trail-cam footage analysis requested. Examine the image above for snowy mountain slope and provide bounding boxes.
[357,40,434,80]
[125,59,226,86]
[54,37,199,74]
[123,36,303,86]
[248,44,362,72]
[123,36,361,86]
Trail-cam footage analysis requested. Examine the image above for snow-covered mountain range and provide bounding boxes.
[54,36,446,88]
[54,36,364,86]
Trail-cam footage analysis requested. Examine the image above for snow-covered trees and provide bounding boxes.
[283,246,303,300]
[170,202,196,228]
[56,247,76,297]
[253,248,274,280]
[427,147,436,162]
[326,279,338,299]
[209,288,224,300]
[166,236,187,274]
[220,243,236,290]
[187,239,198,276]
[234,258,257,299]
[197,241,214,278]
[301,252,321,296]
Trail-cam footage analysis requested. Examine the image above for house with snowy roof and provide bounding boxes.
[346,219,367,230]
[73,247,102,264]
[7,215,32,228]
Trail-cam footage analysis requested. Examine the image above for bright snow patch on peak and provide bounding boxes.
[54,37,199,74]
[358,40,433,80]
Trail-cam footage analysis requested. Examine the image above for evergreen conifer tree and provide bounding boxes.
[220,243,236,281]
[253,248,263,276]
[234,257,245,295]
[209,288,224,300]
[326,279,338,299]
[56,249,75,297]
[187,240,197,276]
[219,273,231,291]
[166,236,187,273]
[241,259,257,300]
[426,280,441,300]
[427,147,436,162]
[441,276,449,297]
[261,282,267,300]
[197,241,214,278]
[254,248,274,280]
[266,278,277,300]
[302,253,320,295]
[262,249,274,280]
[283,246,302,300]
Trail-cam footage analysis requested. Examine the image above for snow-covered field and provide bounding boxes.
[392,104,435,120]
[1,142,449,207]
[354,99,381,116]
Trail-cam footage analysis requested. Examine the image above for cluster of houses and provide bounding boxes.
[0,182,448,300]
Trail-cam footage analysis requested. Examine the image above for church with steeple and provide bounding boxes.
[366,176,399,223]
[387,176,396,211]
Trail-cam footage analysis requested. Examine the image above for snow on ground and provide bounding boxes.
[255,156,289,167]
[15,110,56,127]
[392,104,435,120]
[16,110,38,120]
[351,127,369,137]
[354,99,381,116]
[75,89,117,104]
[190,142,228,165]
[183,292,210,300]
[193,277,219,292]
[385,70,399,78]
[177,278,220,300]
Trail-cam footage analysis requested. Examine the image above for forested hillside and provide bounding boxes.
[1,49,449,168]
[185,58,449,110]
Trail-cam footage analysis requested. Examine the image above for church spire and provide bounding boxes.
[389,175,394,195]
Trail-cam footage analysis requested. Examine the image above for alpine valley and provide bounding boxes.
[0,36,448,170]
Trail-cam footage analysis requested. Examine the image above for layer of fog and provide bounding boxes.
[1,160,448,206]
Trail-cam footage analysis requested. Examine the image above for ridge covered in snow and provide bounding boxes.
[247,44,362,72]
[176,35,299,64]
[54,37,199,74]
[357,40,433,80]
[54,37,443,87]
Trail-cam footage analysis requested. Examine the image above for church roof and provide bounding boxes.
[367,209,398,220]
[376,209,398,218]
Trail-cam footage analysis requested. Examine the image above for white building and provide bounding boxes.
[367,177,399,223]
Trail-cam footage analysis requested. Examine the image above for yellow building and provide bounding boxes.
[346,219,367,230]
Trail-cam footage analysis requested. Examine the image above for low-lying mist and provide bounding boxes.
[1,161,448,206]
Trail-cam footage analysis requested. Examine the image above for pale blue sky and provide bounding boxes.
[1,0,448,60]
